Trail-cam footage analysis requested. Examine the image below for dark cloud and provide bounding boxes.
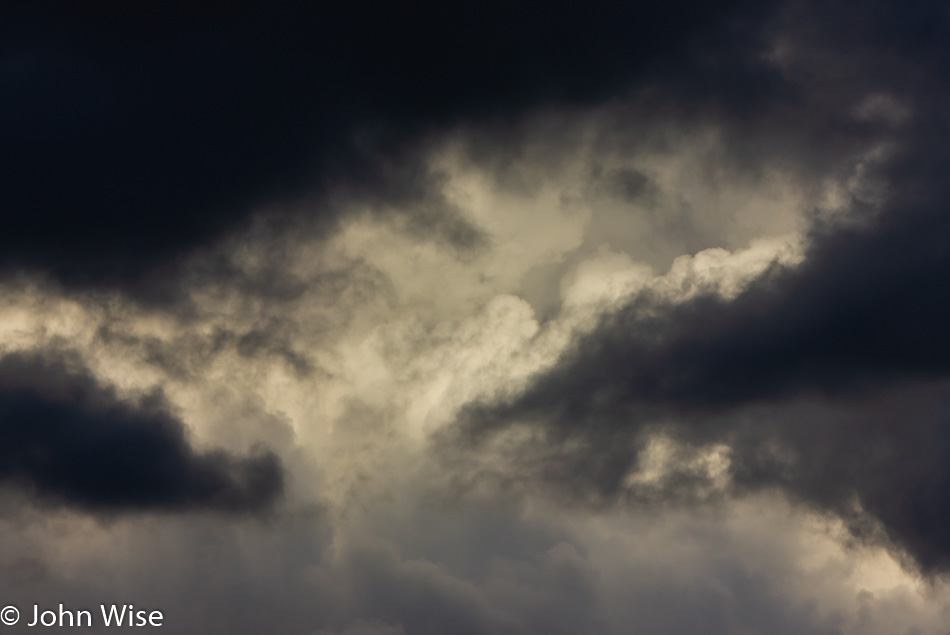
[96,320,317,380]
[724,384,950,575]
[0,0,779,292]
[448,0,950,575]
[5,0,950,629]
[453,169,950,573]
[473,180,950,426]
[0,352,283,514]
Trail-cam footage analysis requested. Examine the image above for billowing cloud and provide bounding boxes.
[447,0,950,576]
[2,0,950,632]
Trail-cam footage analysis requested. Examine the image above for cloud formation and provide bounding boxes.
[449,0,950,575]
[0,0,783,292]
[3,0,950,632]
[0,352,283,514]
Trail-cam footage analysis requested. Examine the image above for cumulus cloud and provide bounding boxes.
[445,0,950,578]
[2,0,950,632]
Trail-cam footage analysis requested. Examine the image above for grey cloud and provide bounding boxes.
[4,0,950,632]
[0,352,283,514]
[445,0,950,576]
[315,622,407,635]
[4,0,767,295]
[451,158,950,575]
[0,485,891,635]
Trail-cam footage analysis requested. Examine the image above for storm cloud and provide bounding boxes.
[0,352,283,514]
[0,0,784,292]
[451,13,950,576]
[3,0,950,632]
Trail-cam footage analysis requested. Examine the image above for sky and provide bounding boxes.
[2,1,950,633]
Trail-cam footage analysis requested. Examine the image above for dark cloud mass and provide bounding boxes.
[5,0,950,631]
[459,206,950,570]
[454,9,950,576]
[0,0,774,290]
[0,353,283,513]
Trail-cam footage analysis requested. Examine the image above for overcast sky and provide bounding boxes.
[2,1,950,633]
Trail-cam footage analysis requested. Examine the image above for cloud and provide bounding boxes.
[0,0,783,293]
[450,118,950,576]
[0,351,283,514]
[402,0,950,581]
[2,0,950,631]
